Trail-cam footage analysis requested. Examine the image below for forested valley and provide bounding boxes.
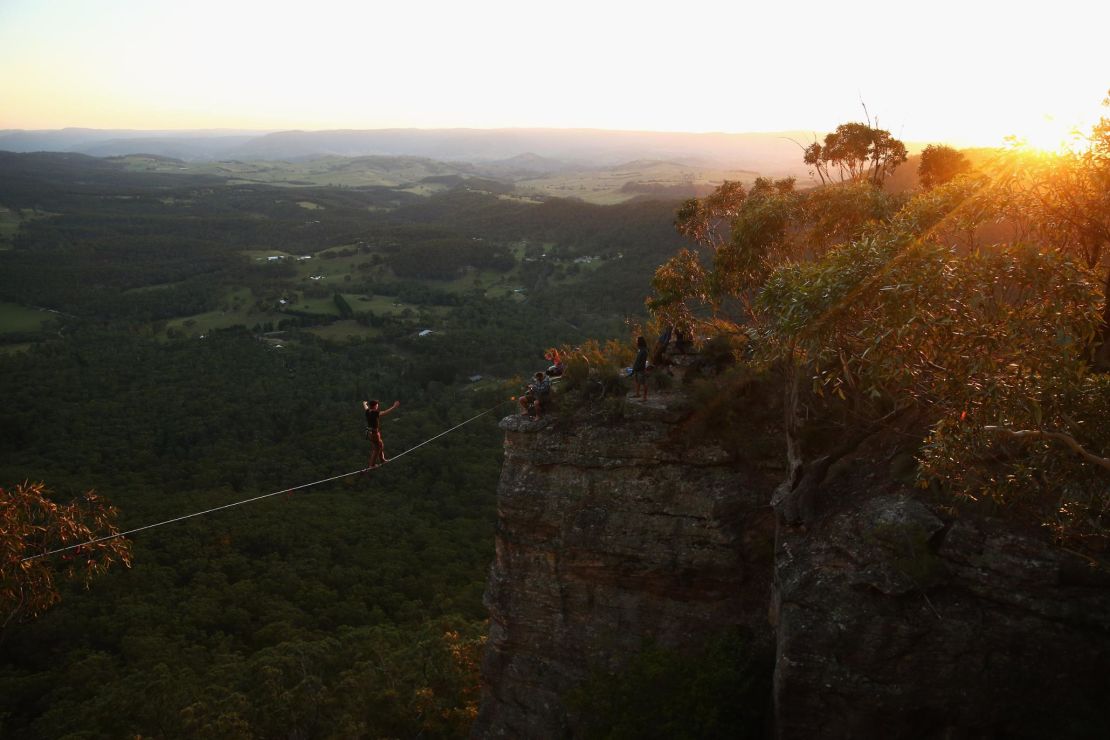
[0,151,684,738]
[3,104,1109,738]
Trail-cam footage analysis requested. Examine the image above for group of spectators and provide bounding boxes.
[518,328,696,417]
[364,329,694,467]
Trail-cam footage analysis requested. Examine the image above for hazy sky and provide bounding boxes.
[1,0,1106,146]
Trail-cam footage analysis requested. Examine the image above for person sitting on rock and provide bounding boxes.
[519,372,552,417]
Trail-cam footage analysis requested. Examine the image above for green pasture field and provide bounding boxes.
[163,289,262,336]
[159,287,254,324]
[0,206,19,243]
[0,342,34,355]
[289,295,343,316]
[292,293,429,318]
[516,161,760,205]
[240,248,379,285]
[350,295,415,315]
[123,279,188,294]
[416,249,601,298]
[136,156,475,189]
[241,249,298,260]
[422,268,515,295]
[222,287,255,306]
[116,155,191,173]
[398,183,451,197]
[164,309,257,336]
[162,291,426,341]
[294,251,373,281]
[304,320,381,342]
[0,206,54,247]
[496,193,545,205]
[159,285,418,338]
[321,293,436,319]
[0,301,51,333]
[114,153,761,205]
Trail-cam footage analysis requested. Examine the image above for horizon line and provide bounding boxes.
[0,124,973,145]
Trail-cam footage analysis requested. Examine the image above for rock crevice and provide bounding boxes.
[476,395,1110,739]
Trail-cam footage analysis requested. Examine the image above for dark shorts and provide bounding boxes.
[366,428,383,448]
[632,367,646,380]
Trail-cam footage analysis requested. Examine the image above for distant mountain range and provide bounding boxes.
[0,126,824,177]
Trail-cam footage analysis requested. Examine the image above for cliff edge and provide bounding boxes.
[475,390,1110,738]
[474,394,778,737]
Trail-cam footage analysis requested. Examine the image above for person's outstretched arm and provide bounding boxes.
[380,401,401,416]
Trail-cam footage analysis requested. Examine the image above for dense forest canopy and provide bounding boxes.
[0,151,686,737]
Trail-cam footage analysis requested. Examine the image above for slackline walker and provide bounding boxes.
[21,401,510,563]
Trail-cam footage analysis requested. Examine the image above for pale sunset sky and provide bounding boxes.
[1,0,1106,147]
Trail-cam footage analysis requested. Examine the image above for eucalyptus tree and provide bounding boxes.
[917,144,972,189]
[804,122,908,186]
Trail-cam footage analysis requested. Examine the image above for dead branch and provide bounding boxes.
[983,425,1110,472]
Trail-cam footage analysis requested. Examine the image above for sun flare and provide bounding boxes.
[1007,113,1095,154]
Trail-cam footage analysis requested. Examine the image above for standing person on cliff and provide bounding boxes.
[363,398,400,468]
[632,335,649,401]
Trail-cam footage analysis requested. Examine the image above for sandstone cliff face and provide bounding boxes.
[773,489,1110,739]
[474,396,777,738]
[476,393,1110,739]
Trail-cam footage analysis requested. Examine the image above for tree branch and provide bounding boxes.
[983,425,1110,472]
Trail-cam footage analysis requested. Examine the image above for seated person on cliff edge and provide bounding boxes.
[519,372,552,418]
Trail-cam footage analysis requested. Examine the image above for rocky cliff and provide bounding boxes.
[773,488,1110,738]
[474,394,778,737]
[475,391,1110,738]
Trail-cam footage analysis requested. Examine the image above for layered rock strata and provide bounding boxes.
[773,490,1110,739]
[476,392,1110,739]
[474,396,778,737]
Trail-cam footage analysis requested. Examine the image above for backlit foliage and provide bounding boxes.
[918,144,973,189]
[995,104,1110,274]
[803,121,908,186]
[556,338,635,407]
[651,175,899,330]
[1,481,131,629]
[652,105,1110,548]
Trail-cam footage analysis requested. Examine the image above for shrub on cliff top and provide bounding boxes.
[556,339,633,405]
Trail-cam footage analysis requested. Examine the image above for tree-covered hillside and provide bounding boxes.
[0,151,684,737]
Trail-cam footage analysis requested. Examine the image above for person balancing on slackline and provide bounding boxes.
[363,398,400,468]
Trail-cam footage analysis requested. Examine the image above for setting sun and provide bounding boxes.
[1008,112,1100,153]
[1,0,1107,147]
